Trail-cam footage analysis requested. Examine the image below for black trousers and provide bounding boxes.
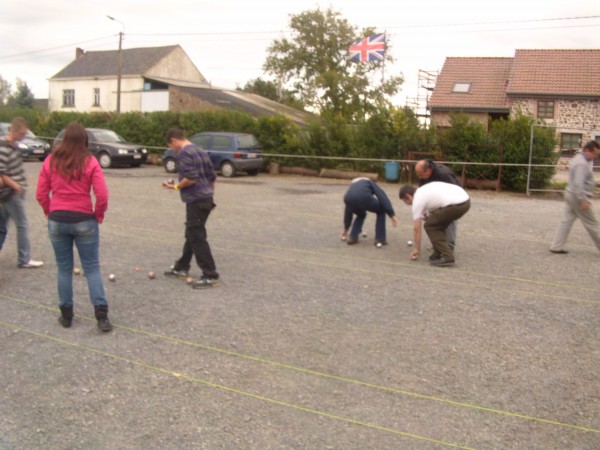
[174,198,218,279]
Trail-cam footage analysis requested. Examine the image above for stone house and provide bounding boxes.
[49,45,311,126]
[429,49,600,150]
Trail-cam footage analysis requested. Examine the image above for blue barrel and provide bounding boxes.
[385,161,399,181]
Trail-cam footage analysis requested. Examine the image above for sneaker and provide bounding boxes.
[374,240,388,247]
[191,277,221,289]
[164,265,189,279]
[18,259,44,268]
[347,236,358,245]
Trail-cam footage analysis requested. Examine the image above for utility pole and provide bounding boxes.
[107,15,124,113]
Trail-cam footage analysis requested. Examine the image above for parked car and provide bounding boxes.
[163,132,264,177]
[53,128,147,168]
[0,122,51,160]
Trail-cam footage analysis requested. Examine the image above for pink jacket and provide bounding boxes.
[36,155,108,223]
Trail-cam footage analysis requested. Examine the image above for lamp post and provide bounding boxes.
[107,15,124,113]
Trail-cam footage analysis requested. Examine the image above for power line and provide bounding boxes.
[131,14,600,36]
[1,14,598,62]
[0,35,116,60]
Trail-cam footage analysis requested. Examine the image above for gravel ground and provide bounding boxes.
[1,162,599,449]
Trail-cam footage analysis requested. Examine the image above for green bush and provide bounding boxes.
[489,113,557,191]
[0,106,559,192]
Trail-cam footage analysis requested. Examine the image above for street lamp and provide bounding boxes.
[107,15,124,113]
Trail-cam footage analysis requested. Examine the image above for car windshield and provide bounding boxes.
[236,135,259,149]
[90,129,126,143]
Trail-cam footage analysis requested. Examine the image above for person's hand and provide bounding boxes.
[162,179,176,190]
[582,200,591,211]
[409,249,419,261]
[391,216,398,227]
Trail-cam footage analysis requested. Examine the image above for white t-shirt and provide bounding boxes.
[412,182,469,220]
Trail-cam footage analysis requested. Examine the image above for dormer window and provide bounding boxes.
[452,82,471,93]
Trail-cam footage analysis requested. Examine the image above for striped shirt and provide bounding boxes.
[0,139,27,200]
[176,144,216,203]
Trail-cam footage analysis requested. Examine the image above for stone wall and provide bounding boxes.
[510,97,600,144]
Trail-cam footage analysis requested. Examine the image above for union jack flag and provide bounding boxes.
[348,33,385,62]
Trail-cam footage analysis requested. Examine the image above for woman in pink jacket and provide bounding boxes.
[36,123,112,332]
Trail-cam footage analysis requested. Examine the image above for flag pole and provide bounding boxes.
[381,30,386,85]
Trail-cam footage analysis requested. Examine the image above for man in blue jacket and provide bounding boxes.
[341,178,398,247]
[162,127,220,289]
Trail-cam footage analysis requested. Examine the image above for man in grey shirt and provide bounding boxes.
[550,140,600,254]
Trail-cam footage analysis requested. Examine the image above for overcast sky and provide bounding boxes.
[2,0,599,107]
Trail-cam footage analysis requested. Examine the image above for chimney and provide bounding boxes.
[76,48,85,59]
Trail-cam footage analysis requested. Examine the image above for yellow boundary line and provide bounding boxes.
[2,294,599,436]
[105,226,600,299]
[0,319,473,450]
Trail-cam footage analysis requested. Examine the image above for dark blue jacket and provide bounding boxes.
[343,179,395,230]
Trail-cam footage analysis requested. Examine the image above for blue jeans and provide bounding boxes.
[346,196,388,242]
[1,193,31,265]
[0,203,7,252]
[48,219,108,308]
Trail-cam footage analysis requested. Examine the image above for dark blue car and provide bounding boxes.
[0,122,51,160]
[163,132,264,177]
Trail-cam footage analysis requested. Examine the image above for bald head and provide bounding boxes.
[415,159,433,180]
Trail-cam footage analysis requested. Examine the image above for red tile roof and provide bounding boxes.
[506,49,600,96]
[429,57,513,111]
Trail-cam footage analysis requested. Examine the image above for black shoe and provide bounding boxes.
[192,277,221,289]
[346,237,358,245]
[550,249,569,254]
[164,265,189,279]
[430,257,455,267]
[429,252,441,261]
[58,316,72,328]
[97,318,113,332]
[58,306,73,328]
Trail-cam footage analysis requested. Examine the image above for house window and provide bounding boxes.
[537,101,554,119]
[93,88,100,106]
[452,83,471,93]
[62,89,75,107]
[560,133,582,151]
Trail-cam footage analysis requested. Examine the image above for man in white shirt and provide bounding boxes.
[399,182,470,266]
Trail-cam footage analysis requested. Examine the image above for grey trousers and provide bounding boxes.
[551,191,600,252]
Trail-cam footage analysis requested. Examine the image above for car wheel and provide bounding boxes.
[98,152,112,169]
[163,157,176,173]
[220,161,236,177]
[246,169,259,176]
[130,163,142,168]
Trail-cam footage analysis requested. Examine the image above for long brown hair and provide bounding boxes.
[51,123,91,179]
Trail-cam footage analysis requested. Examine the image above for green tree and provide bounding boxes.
[0,75,11,106]
[7,79,35,109]
[239,78,278,101]
[238,77,304,110]
[264,7,403,121]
